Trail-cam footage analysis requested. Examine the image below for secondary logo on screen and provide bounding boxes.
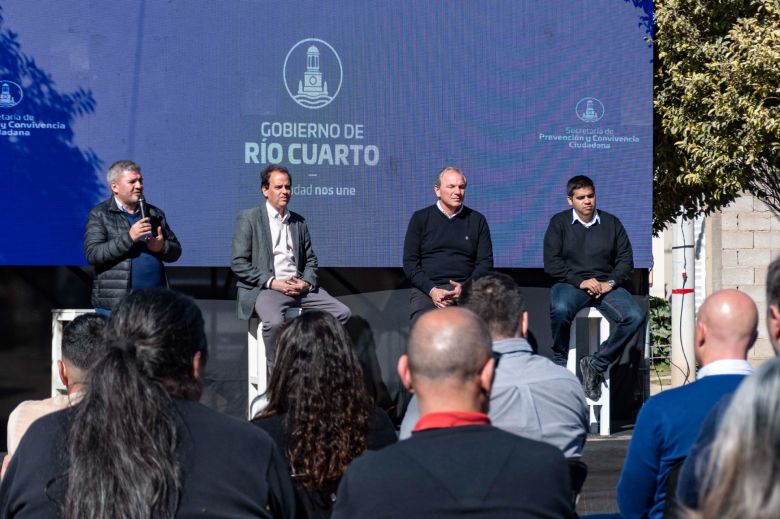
[0,80,23,109]
[575,98,604,123]
[283,38,343,110]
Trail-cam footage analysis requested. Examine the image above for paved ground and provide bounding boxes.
[577,431,632,515]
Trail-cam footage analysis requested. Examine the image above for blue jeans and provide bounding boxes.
[549,283,644,373]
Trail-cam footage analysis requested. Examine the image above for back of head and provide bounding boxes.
[64,288,207,519]
[696,357,780,519]
[462,273,525,339]
[766,257,780,353]
[696,289,757,363]
[768,257,780,308]
[407,307,492,386]
[103,287,207,397]
[260,310,369,491]
[61,313,107,371]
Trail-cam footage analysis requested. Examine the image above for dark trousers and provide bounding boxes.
[549,283,644,373]
[409,288,436,323]
[254,288,351,368]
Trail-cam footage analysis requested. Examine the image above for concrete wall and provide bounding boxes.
[706,194,780,362]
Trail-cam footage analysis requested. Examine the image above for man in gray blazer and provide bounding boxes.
[231,165,351,365]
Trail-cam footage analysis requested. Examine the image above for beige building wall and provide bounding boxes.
[706,193,780,363]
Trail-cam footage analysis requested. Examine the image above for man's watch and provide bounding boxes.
[607,280,616,288]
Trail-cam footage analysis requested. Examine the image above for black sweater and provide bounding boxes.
[0,399,298,518]
[332,424,574,519]
[543,209,633,287]
[402,205,493,294]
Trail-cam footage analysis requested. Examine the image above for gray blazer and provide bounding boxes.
[231,205,319,320]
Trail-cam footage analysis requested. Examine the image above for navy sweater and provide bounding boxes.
[333,424,574,519]
[616,374,746,519]
[403,205,493,294]
[543,209,633,287]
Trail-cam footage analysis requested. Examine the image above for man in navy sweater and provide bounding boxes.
[617,289,756,519]
[543,175,644,399]
[403,167,493,321]
[676,258,780,510]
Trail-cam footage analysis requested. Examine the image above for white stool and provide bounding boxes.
[51,309,94,397]
[567,307,611,436]
[247,316,267,419]
[247,308,303,419]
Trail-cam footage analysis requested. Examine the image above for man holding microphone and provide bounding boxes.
[84,160,181,313]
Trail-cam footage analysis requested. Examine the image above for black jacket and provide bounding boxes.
[83,197,181,309]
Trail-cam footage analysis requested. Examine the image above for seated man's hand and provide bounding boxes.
[430,287,456,308]
[447,280,463,301]
[598,281,613,295]
[272,276,310,297]
[579,278,602,297]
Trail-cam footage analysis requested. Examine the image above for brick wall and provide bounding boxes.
[707,193,780,362]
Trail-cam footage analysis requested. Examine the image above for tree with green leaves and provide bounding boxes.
[653,0,780,232]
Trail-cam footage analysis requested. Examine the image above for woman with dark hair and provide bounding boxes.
[0,288,297,518]
[252,310,396,518]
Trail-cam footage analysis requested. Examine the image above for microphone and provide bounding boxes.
[137,195,155,239]
[138,195,148,220]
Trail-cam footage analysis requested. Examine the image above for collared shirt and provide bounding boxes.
[265,201,298,286]
[413,411,491,432]
[114,196,137,214]
[436,200,464,219]
[697,359,753,379]
[571,208,601,228]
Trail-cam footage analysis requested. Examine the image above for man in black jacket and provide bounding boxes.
[543,175,643,400]
[83,160,181,311]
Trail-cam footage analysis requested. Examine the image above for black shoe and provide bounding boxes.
[579,355,603,401]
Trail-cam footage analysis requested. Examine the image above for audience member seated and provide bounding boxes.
[0,288,297,518]
[677,256,780,511]
[252,310,396,518]
[616,289,757,519]
[400,272,589,458]
[682,357,780,519]
[2,313,106,478]
[332,307,575,518]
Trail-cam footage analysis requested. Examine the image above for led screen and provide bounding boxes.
[0,1,652,267]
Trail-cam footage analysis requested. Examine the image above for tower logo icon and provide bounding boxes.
[0,80,23,109]
[575,98,604,123]
[283,38,343,110]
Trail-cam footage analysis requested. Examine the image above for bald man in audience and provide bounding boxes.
[333,307,574,518]
[617,289,757,519]
[677,258,780,510]
[400,272,589,458]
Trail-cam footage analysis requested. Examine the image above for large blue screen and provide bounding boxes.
[0,1,652,267]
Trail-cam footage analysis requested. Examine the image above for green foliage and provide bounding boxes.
[648,296,672,364]
[653,0,780,232]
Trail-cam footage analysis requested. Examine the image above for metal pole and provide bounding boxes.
[671,218,696,387]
